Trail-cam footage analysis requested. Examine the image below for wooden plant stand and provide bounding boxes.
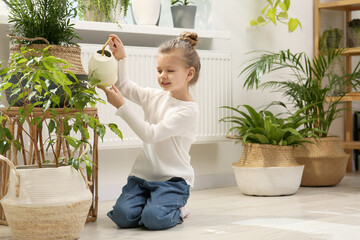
[0,107,99,225]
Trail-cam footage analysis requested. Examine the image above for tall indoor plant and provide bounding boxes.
[220,104,315,196]
[77,0,131,23]
[171,0,196,28]
[0,46,122,238]
[240,49,360,186]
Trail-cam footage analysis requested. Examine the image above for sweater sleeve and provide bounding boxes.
[116,103,196,143]
[114,59,153,106]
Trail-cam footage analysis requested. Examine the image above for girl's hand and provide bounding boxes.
[109,34,126,61]
[98,84,125,109]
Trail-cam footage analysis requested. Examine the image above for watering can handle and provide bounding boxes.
[0,154,20,197]
[102,37,113,56]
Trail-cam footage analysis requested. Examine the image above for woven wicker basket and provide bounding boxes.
[233,143,301,168]
[294,136,349,186]
[0,155,92,240]
[8,34,86,75]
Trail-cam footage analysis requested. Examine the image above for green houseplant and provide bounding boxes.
[2,0,88,96]
[220,104,314,196]
[250,0,301,32]
[319,27,344,52]
[0,46,122,238]
[347,18,360,47]
[240,49,360,186]
[171,0,196,29]
[77,0,131,23]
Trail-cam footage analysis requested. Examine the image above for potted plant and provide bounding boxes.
[250,0,301,32]
[0,46,123,239]
[347,19,360,47]
[2,0,87,100]
[132,0,161,26]
[171,0,196,29]
[220,103,315,196]
[319,27,344,52]
[240,49,360,186]
[77,0,131,24]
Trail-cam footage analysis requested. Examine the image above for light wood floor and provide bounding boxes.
[1,173,360,240]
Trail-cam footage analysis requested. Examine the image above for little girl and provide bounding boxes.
[100,32,201,230]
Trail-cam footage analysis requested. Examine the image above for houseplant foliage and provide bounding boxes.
[319,27,343,52]
[0,46,123,173]
[240,49,360,137]
[250,0,301,32]
[171,0,192,5]
[77,0,131,23]
[2,0,79,46]
[347,18,360,47]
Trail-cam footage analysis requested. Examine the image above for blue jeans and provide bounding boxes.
[107,176,190,230]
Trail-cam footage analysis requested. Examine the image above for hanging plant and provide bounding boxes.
[250,0,302,33]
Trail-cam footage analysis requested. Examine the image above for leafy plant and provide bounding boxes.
[250,0,301,32]
[319,27,343,52]
[2,0,80,46]
[219,103,317,146]
[240,49,360,137]
[171,0,192,6]
[77,0,131,23]
[349,19,360,28]
[0,46,123,176]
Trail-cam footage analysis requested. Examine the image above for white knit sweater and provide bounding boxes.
[114,60,199,186]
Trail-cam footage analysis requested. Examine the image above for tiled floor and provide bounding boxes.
[1,173,360,240]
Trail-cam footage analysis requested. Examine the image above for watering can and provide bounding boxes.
[88,37,118,86]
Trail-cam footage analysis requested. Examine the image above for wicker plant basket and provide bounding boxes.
[8,34,86,76]
[294,136,349,186]
[0,155,92,240]
[232,143,304,196]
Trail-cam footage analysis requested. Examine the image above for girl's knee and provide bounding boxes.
[108,203,141,228]
[141,205,180,230]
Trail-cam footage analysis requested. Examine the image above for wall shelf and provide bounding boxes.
[319,0,360,10]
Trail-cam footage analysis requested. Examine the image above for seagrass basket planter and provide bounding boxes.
[232,143,304,196]
[294,136,349,187]
[0,155,92,240]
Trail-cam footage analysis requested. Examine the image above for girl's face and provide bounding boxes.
[156,52,194,99]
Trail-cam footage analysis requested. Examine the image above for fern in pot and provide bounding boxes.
[220,103,316,196]
[0,46,123,239]
[240,49,360,186]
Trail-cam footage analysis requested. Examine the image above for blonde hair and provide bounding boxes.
[158,32,201,86]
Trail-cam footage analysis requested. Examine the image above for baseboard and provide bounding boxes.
[99,172,237,202]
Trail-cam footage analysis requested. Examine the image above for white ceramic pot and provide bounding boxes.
[0,155,92,240]
[232,165,305,196]
[132,0,161,25]
[88,50,118,86]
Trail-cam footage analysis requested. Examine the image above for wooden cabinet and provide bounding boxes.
[314,0,360,171]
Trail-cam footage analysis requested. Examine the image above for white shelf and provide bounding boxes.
[73,21,231,40]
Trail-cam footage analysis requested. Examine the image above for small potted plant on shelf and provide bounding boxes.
[220,103,315,196]
[77,0,131,24]
[240,49,360,186]
[171,0,197,29]
[0,46,123,239]
[250,0,301,32]
[319,27,343,52]
[347,19,360,47]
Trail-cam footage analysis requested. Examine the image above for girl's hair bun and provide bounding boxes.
[178,32,199,48]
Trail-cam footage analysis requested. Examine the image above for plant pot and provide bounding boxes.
[132,0,161,25]
[347,27,360,47]
[294,136,349,186]
[232,143,304,196]
[0,156,92,240]
[232,165,304,196]
[171,5,197,29]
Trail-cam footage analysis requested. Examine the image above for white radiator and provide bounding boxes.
[79,44,232,148]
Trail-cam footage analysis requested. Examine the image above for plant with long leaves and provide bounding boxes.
[240,49,360,137]
[219,103,319,146]
[0,46,123,176]
[3,0,80,46]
